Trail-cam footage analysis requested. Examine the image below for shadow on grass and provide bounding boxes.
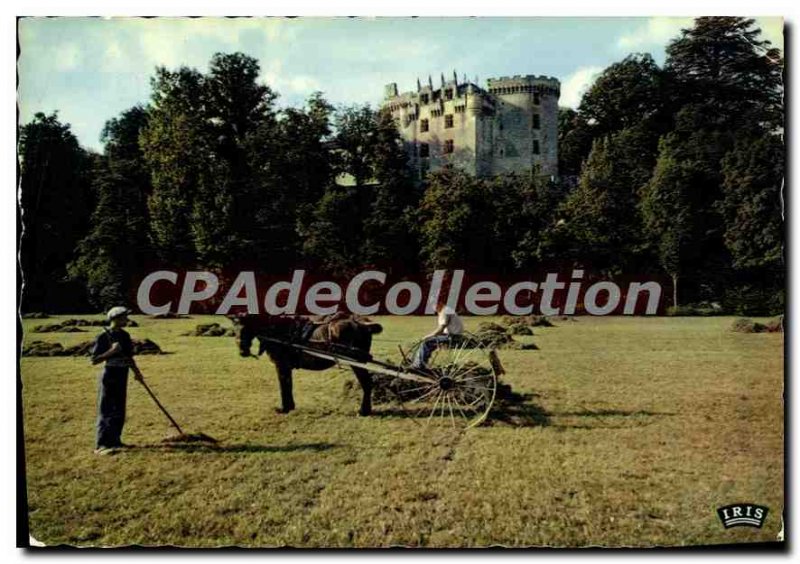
[489,392,551,427]
[553,409,677,417]
[132,442,339,454]
[370,390,552,428]
[547,408,676,430]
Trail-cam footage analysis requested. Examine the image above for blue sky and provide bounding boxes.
[18,16,783,152]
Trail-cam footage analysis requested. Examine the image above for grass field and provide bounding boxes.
[20,314,783,547]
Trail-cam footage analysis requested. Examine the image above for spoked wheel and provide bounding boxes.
[389,334,499,429]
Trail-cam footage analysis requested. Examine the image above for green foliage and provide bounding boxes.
[298,185,366,274]
[139,67,207,263]
[19,112,94,312]
[557,107,593,177]
[415,168,486,270]
[666,17,783,130]
[718,134,784,270]
[298,104,418,273]
[640,137,696,304]
[20,19,785,315]
[69,107,152,309]
[549,126,657,274]
[579,53,671,138]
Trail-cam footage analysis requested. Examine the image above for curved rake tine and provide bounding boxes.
[427,392,444,424]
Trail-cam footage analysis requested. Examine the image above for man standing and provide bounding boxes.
[410,299,464,369]
[91,306,143,455]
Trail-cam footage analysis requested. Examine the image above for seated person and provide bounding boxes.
[410,299,464,369]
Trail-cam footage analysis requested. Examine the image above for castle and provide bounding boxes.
[382,72,560,180]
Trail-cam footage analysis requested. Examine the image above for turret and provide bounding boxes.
[384,83,398,100]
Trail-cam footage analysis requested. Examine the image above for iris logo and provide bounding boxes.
[717,504,769,529]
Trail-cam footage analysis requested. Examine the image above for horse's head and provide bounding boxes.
[228,314,257,358]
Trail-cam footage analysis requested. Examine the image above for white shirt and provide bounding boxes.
[438,306,464,335]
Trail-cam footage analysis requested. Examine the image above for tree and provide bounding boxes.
[69,107,153,308]
[251,92,336,268]
[666,17,783,131]
[640,137,700,307]
[332,106,378,189]
[18,112,94,312]
[579,54,671,139]
[559,54,672,180]
[718,133,784,270]
[557,107,593,179]
[140,66,207,264]
[141,54,281,267]
[415,168,489,271]
[297,104,418,274]
[297,185,368,275]
[360,109,419,269]
[548,126,658,275]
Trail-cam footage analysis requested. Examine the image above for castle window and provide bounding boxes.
[445,88,453,101]
[420,143,430,158]
[534,92,541,105]
[445,114,454,129]
[444,139,454,154]
[533,140,541,155]
[421,119,429,132]
[433,91,441,102]
[533,114,541,130]
[420,93,429,104]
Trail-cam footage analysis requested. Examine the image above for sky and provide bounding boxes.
[17,16,784,152]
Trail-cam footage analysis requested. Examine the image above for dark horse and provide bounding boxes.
[229,313,383,416]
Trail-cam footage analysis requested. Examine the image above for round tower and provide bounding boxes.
[486,75,560,177]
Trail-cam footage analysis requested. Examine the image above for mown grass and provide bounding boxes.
[20,315,783,547]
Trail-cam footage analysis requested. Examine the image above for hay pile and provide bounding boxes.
[731,316,783,333]
[22,338,164,357]
[151,312,191,319]
[183,323,234,337]
[473,322,538,350]
[502,315,554,331]
[32,319,139,333]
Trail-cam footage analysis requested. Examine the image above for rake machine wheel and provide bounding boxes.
[389,333,499,429]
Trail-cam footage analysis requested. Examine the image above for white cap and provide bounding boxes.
[106,306,131,321]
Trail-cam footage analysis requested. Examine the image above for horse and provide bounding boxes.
[229,313,383,416]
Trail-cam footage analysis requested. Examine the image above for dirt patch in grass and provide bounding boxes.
[21,312,50,319]
[151,312,192,319]
[502,315,554,329]
[33,318,139,333]
[731,316,783,333]
[22,338,165,357]
[183,323,234,337]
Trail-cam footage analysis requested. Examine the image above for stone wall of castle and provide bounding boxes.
[382,73,559,180]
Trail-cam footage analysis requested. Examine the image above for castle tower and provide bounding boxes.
[486,75,560,177]
[379,73,560,182]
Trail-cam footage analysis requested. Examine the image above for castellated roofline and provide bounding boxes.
[486,74,560,85]
[383,73,560,102]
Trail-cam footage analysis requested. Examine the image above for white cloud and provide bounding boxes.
[617,17,693,51]
[756,17,784,51]
[285,75,321,93]
[560,65,603,108]
[55,43,81,71]
[617,16,784,54]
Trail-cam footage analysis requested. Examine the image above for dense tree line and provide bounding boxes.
[18,18,783,314]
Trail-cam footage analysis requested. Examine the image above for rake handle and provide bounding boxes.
[136,377,184,435]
